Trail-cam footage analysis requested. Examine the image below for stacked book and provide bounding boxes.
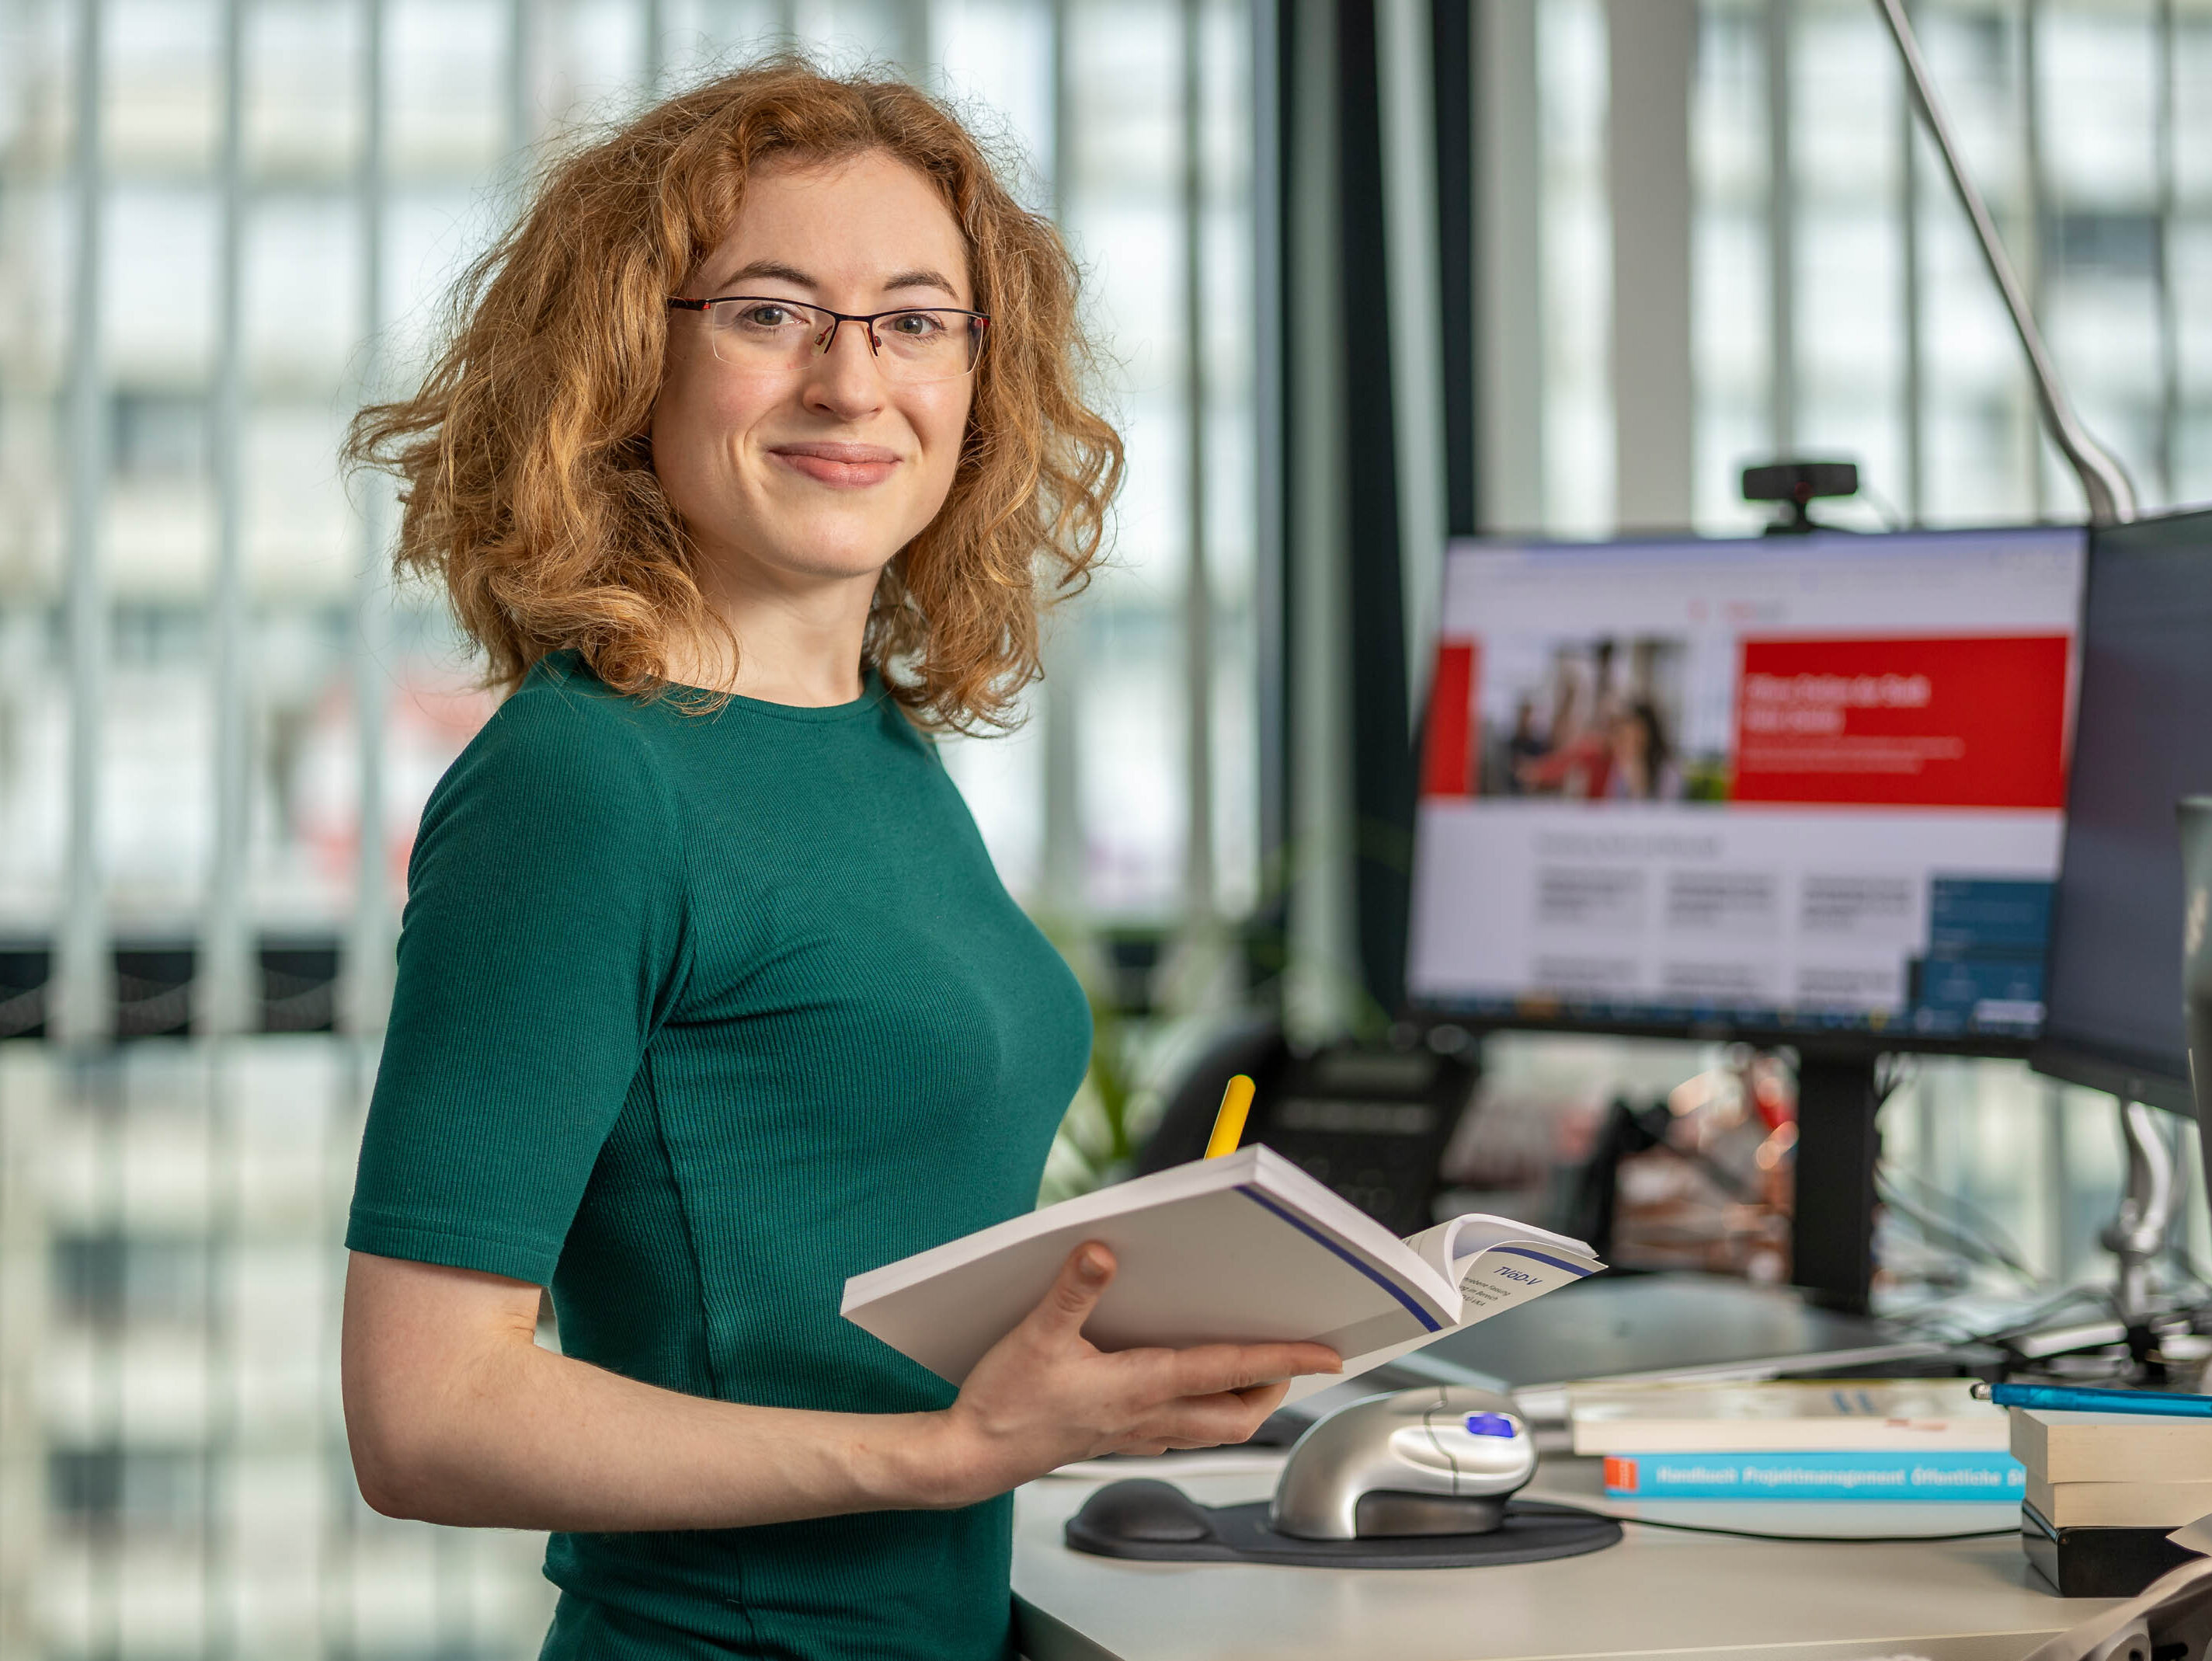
[1569,1378,2021,1502]
[2013,1409,2212,1596]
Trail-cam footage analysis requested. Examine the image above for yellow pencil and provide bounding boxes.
[1204,1074,1256,1158]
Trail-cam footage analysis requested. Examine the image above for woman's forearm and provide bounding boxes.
[351,1331,970,1530]
[341,1252,984,1530]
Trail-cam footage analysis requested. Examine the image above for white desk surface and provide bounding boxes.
[1011,1457,2123,1661]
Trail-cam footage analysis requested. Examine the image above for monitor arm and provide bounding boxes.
[2100,1099,2179,1334]
[1870,0,2137,526]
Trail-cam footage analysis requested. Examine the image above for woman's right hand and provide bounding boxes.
[922,1241,1341,1507]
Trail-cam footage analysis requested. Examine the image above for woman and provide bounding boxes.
[339,63,1336,1661]
[1605,700,1681,801]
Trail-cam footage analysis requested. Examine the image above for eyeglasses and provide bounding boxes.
[666,294,989,383]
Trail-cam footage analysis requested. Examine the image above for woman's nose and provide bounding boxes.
[802,319,888,415]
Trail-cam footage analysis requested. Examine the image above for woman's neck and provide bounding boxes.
[668,559,881,706]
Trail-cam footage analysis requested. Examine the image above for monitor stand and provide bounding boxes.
[1791,1050,1883,1313]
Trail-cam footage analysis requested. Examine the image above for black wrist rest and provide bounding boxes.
[1064,1481,1623,1569]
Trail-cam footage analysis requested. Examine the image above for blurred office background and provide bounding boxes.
[0,0,2210,1653]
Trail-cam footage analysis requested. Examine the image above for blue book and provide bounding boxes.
[1602,1450,2026,1501]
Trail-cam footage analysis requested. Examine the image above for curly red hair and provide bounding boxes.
[347,58,1122,730]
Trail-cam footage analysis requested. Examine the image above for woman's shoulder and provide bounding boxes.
[398,654,690,975]
[475,650,662,754]
[430,651,676,829]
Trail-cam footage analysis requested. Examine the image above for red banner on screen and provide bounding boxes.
[1731,635,2069,809]
[1421,640,1479,798]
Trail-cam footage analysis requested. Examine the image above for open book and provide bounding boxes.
[841,1144,1602,1403]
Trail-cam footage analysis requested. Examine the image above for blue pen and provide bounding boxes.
[1973,1381,2212,1418]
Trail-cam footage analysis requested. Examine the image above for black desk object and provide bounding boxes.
[2022,1499,2205,1597]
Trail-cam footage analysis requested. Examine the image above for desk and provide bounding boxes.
[1011,1457,2123,1661]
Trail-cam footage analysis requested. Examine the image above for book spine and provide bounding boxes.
[1602,1450,2026,1501]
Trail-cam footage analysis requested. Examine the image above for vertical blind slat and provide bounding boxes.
[60,0,110,1046]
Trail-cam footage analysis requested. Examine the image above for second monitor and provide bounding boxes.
[1407,526,2088,1046]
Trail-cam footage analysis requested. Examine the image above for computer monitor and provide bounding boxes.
[1405,526,2089,1050]
[2032,508,2212,1113]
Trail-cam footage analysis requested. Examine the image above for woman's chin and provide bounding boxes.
[718,533,910,588]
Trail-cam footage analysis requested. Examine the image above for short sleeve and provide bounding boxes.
[346,686,689,1285]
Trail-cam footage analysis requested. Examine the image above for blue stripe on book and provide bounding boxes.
[1494,1246,1593,1276]
[1603,1450,2025,1501]
[1236,1187,1444,1332]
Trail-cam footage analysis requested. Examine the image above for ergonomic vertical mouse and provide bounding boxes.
[1268,1385,1537,1541]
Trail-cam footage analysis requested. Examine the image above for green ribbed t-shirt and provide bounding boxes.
[346,650,1092,1659]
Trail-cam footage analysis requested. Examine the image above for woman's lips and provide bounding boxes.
[769,443,901,487]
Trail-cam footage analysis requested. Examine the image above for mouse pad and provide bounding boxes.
[1065,1480,1623,1569]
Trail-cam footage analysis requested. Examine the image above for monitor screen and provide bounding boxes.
[1406,526,2089,1044]
[2034,509,2212,1109]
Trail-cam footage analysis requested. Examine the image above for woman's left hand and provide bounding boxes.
[917,1241,1341,1506]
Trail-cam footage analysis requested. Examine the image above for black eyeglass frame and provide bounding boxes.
[666,294,991,374]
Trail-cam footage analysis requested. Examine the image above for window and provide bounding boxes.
[0,0,1261,1649]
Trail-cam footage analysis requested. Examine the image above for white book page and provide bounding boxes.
[1401,1214,1598,1287]
[1277,1217,1605,1403]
